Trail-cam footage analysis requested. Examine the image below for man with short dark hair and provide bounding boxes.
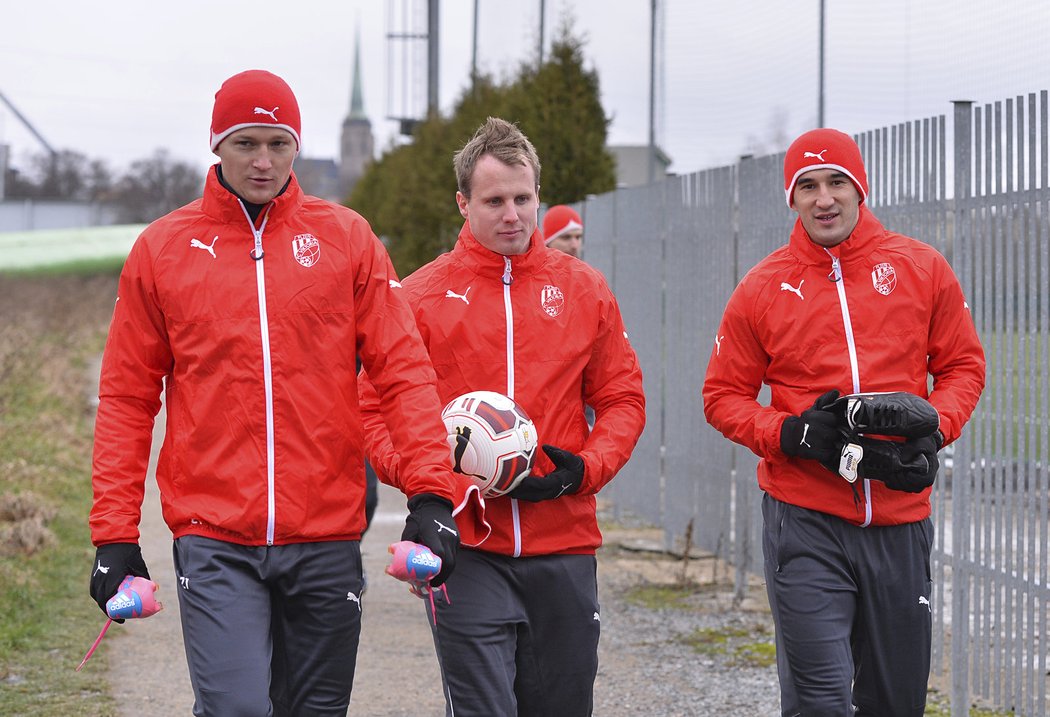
[703,128,985,716]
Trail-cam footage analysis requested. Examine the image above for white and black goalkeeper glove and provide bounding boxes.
[779,390,843,473]
[402,494,459,587]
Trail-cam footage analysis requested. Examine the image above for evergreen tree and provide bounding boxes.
[350,23,614,276]
[508,26,616,206]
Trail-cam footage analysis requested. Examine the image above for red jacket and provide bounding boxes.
[703,206,985,526]
[90,167,476,547]
[362,224,646,556]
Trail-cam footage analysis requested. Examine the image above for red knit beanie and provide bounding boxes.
[542,205,583,245]
[783,128,868,208]
[210,70,301,152]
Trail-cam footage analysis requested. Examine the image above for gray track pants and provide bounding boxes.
[425,548,601,717]
[173,535,364,717]
[762,494,933,717]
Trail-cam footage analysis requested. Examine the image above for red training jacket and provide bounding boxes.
[703,205,985,526]
[90,167,479,547]
[361,224,646,556]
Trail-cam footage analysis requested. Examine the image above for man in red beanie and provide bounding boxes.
[87,69,483,715]
[543,204,584,257]
[703,128,985,716]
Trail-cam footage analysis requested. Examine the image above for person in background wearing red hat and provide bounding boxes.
[543,204,598,429]
[359,117,645,716]
[703,128,985,716]
[86,69,483,716]
[543,204,584,258]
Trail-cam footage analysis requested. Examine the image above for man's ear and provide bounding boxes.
[456,191,469,220]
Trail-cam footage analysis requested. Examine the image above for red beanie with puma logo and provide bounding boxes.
[542,205,583,245]
[210,70,301,152]
[783,128,868,208]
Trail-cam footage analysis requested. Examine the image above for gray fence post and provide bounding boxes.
[732,154,753,599]
[950,97,974,717]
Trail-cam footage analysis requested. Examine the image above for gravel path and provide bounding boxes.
[93,363,781,715]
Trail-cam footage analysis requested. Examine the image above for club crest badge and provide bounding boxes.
[871,262,896,296]
[292,233,321,268]
[540,285,565,317]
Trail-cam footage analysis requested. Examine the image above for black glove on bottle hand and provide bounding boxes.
[857,431,943,493]
[90,543,150,622]
[780,390,843,473]
[402,494,459,587]
[508,445,585,502]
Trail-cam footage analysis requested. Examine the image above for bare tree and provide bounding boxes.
[114,149,203,223]
[744,107,793,157]
[8,149,113,200]
[4,147,202,223]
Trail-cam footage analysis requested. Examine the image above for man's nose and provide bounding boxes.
[252,150,274,170]
[814,185,834,206]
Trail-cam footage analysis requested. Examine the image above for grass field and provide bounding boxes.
[0,269,120,716]
[0,226,143,273]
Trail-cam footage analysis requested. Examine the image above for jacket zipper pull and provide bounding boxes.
[502,256,513,286]
[827,254,842,282]
[250,232,264,261]
[249,210,270,261]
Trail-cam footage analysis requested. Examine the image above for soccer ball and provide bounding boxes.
[441,391,539,497]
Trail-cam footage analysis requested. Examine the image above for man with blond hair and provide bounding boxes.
[362,117,645,716]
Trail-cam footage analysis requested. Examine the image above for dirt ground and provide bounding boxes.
[107,488,778,716]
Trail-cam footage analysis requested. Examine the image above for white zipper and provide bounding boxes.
[246,206,277,545]
[827,251,871,526]
[502,256,524,557]
[502,257,515,398]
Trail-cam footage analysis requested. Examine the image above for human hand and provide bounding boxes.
[856,431,943,493]
[401,494,458,587]
[508,445,585,502]
[89,543,150,623]
[779,390,843,473]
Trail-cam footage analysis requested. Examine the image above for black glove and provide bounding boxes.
[508,445,585,502]
[854,431,943,493]
[780,390,843,473]
[90,543,150,622]
[402,494,459,587]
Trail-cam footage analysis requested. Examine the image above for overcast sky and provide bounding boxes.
[3,1,1049,179]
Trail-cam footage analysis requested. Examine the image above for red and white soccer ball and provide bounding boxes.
[441,391,539,497]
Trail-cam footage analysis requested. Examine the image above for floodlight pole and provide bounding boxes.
[427,0,439,116]
[648,0,657,184]
[818,0,826,127]
[0,87,57,158]
[538,0,546,64]
[471,0,479,91]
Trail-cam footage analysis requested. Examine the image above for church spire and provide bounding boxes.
[349,26,366,120]
[339,20,374,199]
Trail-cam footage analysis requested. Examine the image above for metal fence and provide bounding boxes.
[0,198,119,232]
[584,91,1050,716]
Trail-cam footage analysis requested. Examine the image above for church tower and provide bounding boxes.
[340,27,375,199]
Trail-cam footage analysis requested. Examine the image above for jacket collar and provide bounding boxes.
[788,204,885,267]
[453,221,548,279]
[200,164,305,228]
